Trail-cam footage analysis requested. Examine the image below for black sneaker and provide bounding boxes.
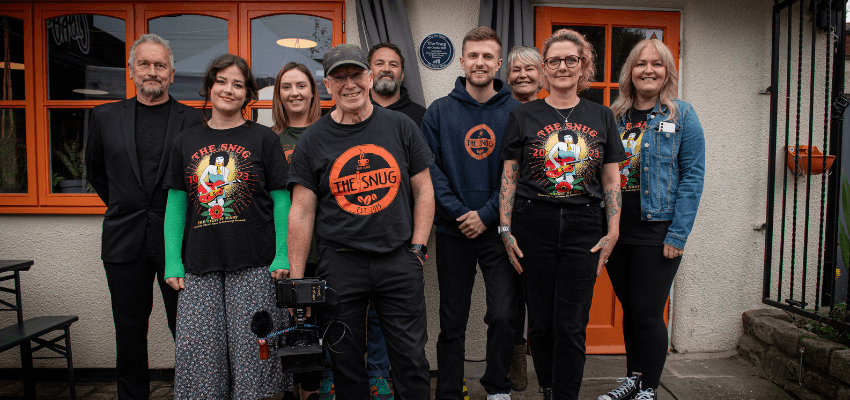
[540,387,553,400]
[597,375,640,400]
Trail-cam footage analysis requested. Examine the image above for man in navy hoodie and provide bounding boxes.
[421,26,521,400]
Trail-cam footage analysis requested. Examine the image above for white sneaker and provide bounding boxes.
[486,394,511,400]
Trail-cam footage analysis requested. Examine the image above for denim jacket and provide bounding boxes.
[617,99,705,249]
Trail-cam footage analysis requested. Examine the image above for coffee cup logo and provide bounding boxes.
[329,145,401,215]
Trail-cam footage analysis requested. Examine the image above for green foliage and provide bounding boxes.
[52,131,85,180]
[52,172,64,186]
[842,173,850,267]
[795,302,850,344]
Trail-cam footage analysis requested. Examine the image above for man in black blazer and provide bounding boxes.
[85,33,203,400]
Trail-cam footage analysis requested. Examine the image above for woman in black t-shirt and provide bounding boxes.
[597,40,705,400]
[162,54,292,400]
[499,29,625,399]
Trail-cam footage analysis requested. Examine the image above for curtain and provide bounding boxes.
[478,0,534,81]
[355,0,426,106]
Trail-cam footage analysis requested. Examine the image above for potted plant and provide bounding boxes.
[52,130,87,193]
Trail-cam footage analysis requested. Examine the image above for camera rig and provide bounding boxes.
[251,278,326,373]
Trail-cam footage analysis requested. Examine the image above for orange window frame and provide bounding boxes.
[0,5,37,208]
[535,7,681,106]
[0,1,345,215]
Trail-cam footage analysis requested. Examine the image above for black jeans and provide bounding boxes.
[513,199,603,400]
[607,244,681,390]
[435,233,519,398]
[103,225,178,400]
[316,244,430,400]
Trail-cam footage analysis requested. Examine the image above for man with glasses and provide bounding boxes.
[420,26,521,400]
[287,43,434,400]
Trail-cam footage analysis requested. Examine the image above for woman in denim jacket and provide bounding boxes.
[598,39,705,400]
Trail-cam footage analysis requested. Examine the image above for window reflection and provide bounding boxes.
[611,28,664,82]
[252,14,332,101]
[46,15,126,100]
[577,88,603,105]
[149,15,228,101]
[553,25,605,83]
[1,16,25,101]
[49,109,92,193]
[0,108,26,193]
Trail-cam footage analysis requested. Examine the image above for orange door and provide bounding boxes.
[535,7,681,354]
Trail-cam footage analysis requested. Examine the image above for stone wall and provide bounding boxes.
[739,309,850,399]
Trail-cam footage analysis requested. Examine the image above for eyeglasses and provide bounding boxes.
[545,56,582,70]
[328,70,368,85]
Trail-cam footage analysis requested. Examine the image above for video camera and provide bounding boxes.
[251,278,326,373]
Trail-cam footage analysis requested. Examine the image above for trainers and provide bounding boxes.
[487,394,511,400]
[634,388,656,400]
[597,375,640,400]
[540,387,553,400]
[462,378,470,400]
[318,376,335,400]
[369,376,394,400]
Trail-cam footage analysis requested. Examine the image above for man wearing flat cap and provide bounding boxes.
[286,43,435,399]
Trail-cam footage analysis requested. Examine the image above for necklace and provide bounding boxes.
[552,98,579,125]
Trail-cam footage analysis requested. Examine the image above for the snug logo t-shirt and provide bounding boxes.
[329,144,401,215]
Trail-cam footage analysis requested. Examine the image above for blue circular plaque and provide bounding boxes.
[419,33,454,70]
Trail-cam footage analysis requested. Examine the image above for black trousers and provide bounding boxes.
[607,244,681,390]
[102,225,178,400]
[513,199,602,400]
[317,244,430,400]
[435,233,518,398]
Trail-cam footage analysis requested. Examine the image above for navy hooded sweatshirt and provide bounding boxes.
[421,77,520,237]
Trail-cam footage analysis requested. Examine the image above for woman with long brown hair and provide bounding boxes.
[597,39,705,400]
[499,29,625,399]
[271,62,322,400]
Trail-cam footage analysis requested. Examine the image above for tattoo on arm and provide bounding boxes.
[499,160,520,225]
[603,188,621,224]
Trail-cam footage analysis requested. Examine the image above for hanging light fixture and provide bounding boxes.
[277,38,317,49]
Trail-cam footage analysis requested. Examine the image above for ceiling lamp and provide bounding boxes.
[0,62,24,70]
[277,38,317,49]
[73,89,109,95]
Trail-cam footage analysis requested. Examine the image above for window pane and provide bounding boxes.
[252,14,332,101]
[0,108,26,193]
[149,15,227,101]
[611,28,664,82]
[49,109,92,193]
[0,16,25,101]
[578,88,603,105]
[47,15,126,100]
[552,25,605,83]
[610,88,620,104]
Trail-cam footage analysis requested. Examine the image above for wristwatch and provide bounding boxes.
[408,244,427,255]
[498,225,512,234]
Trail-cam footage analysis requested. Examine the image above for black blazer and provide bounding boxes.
[85,97,204,263]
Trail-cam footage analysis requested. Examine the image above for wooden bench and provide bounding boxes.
[0,260,78,400]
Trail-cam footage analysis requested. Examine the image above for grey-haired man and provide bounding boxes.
[287,44,434,400]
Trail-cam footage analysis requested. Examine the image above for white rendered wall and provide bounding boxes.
[0,0,789,370]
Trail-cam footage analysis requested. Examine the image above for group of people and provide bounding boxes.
[85,24,704,400]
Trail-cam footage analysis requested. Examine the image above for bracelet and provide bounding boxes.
[497,225,511,234]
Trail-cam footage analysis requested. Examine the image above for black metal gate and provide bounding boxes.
[763,0,848,331]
